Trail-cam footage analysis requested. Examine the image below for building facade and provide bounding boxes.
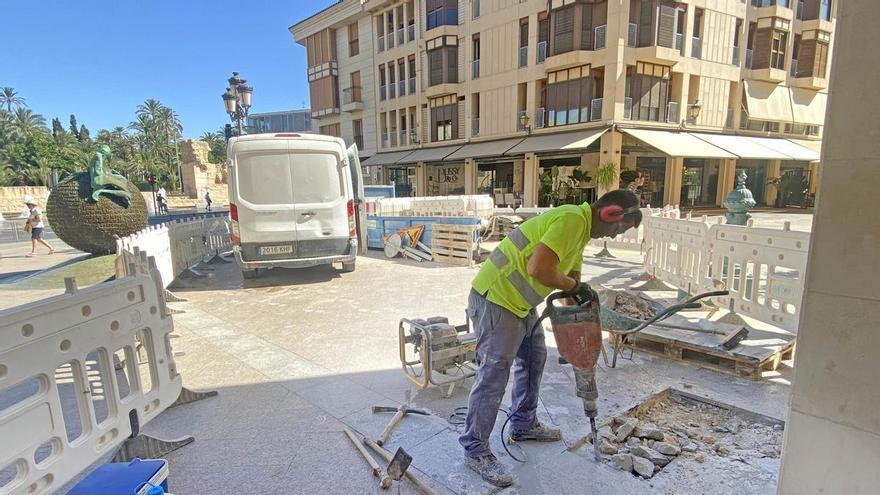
[246,109,313,133]
[292,0,834,207]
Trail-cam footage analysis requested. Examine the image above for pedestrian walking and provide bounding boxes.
[204,188,213,212]
[24,196,54,257]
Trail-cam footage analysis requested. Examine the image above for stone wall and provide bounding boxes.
[180,140,228,205]
[0,186,50,215]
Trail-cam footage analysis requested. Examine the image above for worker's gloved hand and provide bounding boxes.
[567,282,598,306]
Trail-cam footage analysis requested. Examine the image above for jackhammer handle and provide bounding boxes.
[377,410,406,446]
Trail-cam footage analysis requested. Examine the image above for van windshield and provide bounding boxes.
[236,151,342,205]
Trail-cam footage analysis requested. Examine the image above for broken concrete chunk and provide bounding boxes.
[615,420,638,442]
[634,424,665,441]
[611,453,634,472]
[715,443,733,456]
[695,453,706,463]
[626,436,641,448]
[681,442,698,453]
[599,439,619,455]
[598,426,616,442]
[653,441,681,456]
[631,445,671,467]
[632,456,655,478]
[702,435,717,445]
[597,416,614,429]
[662,433,680,447]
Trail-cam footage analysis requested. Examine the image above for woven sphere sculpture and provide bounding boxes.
[46,172,148,254]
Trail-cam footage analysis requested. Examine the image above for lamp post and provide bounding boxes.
[409,128,421,147]
[222,72,253,138]
[687,99,702,125]
[519,113,532,135]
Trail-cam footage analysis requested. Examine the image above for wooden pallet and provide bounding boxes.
[621,317,796,380]
[431,224,477,266]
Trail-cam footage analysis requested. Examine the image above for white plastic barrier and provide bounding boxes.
[703,221,809,334]
[373,197,413,216]
[116,217,232,288]
[642,214,713,293]
[410,195,494,219]
[0,271,181,494]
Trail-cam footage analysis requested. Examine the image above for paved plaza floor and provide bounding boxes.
[0,211,810,494]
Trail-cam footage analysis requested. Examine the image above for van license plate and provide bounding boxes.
[259,245,293,256]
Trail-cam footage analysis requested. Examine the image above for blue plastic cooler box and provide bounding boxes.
[68,458,169,495]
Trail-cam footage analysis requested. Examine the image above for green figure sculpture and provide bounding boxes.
[89,145,132,207]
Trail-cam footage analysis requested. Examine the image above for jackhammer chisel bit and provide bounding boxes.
[575,367,601,462]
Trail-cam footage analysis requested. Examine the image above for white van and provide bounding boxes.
[227,133,366,278]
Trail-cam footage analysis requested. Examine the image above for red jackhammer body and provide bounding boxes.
[545,292,603,461]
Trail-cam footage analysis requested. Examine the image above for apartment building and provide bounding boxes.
[291,0,834,207]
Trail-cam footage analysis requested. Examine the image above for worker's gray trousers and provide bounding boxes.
[459,290,545,458]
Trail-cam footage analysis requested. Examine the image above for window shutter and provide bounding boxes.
[422,106,430,143]
[581,5,593,50]
[421,51,428,88]
[429,50,443,86]
[553,6,574,55]
[457,40,465,82]
[456,100,464,139]
[657,5,676,48]
[447,46,459,83]
[753,27,772,70]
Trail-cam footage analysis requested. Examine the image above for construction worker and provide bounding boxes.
[460,189,643,487]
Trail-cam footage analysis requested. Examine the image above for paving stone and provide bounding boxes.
[611,453,633,472]
[634,424,665,441]
[653,441,681,456]
[631,445,670,467]
[632,456,655,479]
[615,419,637,442]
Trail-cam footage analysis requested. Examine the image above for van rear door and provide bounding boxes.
[233,139,298,261]
[291,150,350,257]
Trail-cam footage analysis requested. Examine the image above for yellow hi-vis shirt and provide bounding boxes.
[472,203,592,318]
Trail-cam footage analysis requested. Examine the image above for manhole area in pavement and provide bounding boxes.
[588,388,784,480]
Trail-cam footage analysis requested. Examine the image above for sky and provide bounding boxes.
[0,0,338,138]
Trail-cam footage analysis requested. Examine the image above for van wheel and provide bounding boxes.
[341,261,356,273]
[242,268,259,279]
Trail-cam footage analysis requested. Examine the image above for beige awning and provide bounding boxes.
[400,144,462,163]
[790,89,828,126]
[445,138,525,161]
[621,128,736,158]
[788,139,823,157]
[689,133,793,160]
[360,150,416,167]
[747,136,820,161]
[505,128,607,155]
[743,80,794,122]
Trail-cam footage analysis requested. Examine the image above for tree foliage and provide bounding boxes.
[0,87,189,188]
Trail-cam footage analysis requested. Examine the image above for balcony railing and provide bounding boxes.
[675,33,683,52]
[390,131,398,147]
[389,82,396,98]
[691,37,702,59]
[381,133,390,148]
[472,59,480,79]
[397,29,404,46]
[342,86,363,104]
[408,77,416,94]
[537,41,547,64]
[535,107,546,128]
[378,36,385,52]
[518,46,528,68]
[472,117,480,136]
[732,47,740,66]
[407,24,415,42]
[594,25,607,50]
[624,97,633,120]
[627,23,637,48]
[667,101,680,123]
[398,80,405,96]
[386,33,394,50]
[354,134,364,150]
[590,98,603,121]
[399,130,406,146]
[790,59,799,77]
[380,85,387,101]
[516,110,528,131]
[796,0,805,20]
[746,48,754,69]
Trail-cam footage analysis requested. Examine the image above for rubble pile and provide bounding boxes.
[587,395,785,479]
[612,292,658,320]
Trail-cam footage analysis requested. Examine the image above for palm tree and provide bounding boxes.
[0,87,26,112]
[10,108,47,140]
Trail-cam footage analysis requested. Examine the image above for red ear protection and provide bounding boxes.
[599,205,640,222]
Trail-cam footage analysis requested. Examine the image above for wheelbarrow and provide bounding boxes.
[599,289,730,367]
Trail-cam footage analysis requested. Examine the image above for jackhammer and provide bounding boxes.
[544,291,604,461]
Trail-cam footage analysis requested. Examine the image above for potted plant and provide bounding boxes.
[596,161,618,193]
[570,168,592,187]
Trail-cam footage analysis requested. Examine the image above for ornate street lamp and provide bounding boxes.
[688,99,702,123]
[519,113,532,135]
[222,72,253,138]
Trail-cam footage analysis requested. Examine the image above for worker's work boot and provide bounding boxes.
[510,422,563,442]
[464,453,513,487]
